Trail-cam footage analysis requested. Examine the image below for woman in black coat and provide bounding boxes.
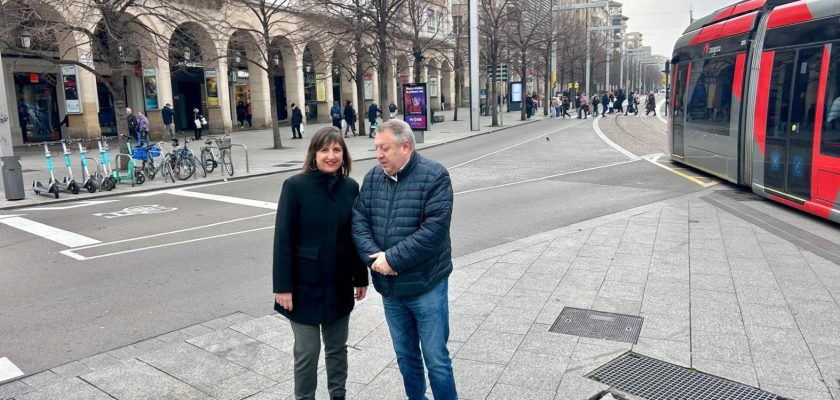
[273,126,368,400]
[343,100,357,137]
[290,103,303,139]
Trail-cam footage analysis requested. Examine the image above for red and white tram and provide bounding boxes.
[669,0,840,222]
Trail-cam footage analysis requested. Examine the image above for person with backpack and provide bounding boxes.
[646,91,657,116]
[331,101,343,129]
[388,101,398,119]
[592,94,601,117]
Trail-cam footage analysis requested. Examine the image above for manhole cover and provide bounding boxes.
[587,352,790,400]
[548,307,643,344]
[718,190,765,202]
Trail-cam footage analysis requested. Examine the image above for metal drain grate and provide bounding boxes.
[548,307,643,344]
[587,352,790,400]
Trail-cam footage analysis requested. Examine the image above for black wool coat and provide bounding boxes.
[273,171,369,325]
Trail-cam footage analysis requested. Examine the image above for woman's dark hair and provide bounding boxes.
[303,126,351,176]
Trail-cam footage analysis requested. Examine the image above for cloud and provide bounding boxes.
[622,0,733,56]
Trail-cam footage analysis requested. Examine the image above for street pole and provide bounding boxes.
[619,31,625,90]
[585,27,591,96]
[605,47,610,94]
[0,50,12,158]
[469,0,480,131]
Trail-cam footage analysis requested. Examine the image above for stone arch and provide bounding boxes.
[168,21,221,131]
[302,40,328,122]
[268,34,300,121]
[227,29,268,129]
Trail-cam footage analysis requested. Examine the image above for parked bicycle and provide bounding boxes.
[136,141,175,183]
[200,134,234,177]
[171,136,206,180]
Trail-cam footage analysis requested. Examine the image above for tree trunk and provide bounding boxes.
[268,72,284,149]
[543,45,550,116]
[520,57,527,121]
[356,74,366,137]
[377,31,390,114]
[111,72,130,169]
[453,70,461,121]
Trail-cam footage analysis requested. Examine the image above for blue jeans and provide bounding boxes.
[383,279,457,400]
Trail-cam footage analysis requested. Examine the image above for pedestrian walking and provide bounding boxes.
[633,93,641,116]
[525,94,533,119]
[126,107,138,141]
[192,107,205,140]
[577,93,589,119]
[352,119,457,400]
[388,101,398,119]
[616,90,626,114]
[601,93,609,117]
[608,92,616,114]
[343,100,357,137]
[646,91,657,116]
[561,96,571,118]
[550,97,559,118]
[245,101,253,127]
[592,94,601,117]
[331,101,343,129]
[440,94,446,111]
[554,97,562,119]
[236,101,246,128]
[136,111,150,146]
[162,103,176,138]
[274,126,369,400]
[290,103,303,139]
[368,102,381,138]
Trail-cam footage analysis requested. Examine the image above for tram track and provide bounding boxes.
[611,114,666,154]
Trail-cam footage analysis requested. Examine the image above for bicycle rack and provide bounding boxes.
[230,143,249,173]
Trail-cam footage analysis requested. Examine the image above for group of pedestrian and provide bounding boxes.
[126,102,207,144]
[545,88,658,121]
[235,101,253,129]
[274,118,457,400]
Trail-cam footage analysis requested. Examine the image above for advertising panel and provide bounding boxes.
[205,70,219,107]
[402,83,428,131]
[142,68,159,110]
[60,65,82,114]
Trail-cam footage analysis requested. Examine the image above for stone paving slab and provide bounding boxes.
[3,189,840,399]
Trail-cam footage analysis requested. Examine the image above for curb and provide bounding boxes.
[0,117,544,211]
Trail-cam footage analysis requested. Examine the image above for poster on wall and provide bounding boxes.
[142,68,159,110]
[60,65,82,114]
[429,78,438,97]
[205,70,219,107]
[363,74,374,100]
[402,83,428,131]
[316,74,326,102]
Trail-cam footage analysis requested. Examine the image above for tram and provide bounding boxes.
[669,0,840,222]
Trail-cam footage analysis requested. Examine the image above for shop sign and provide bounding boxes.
[143,68,159,110]
[363,74,373,100]
[205,70,219,107]
[60,65,83,114]
[429,78,438,97]
[316,74,326,102]
[236,70,249,79]
[29,73,39,83]
[402,83,429,131]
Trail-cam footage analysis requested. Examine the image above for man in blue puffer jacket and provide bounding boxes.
[352,119,457,400]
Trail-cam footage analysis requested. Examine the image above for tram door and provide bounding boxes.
[764,47,823,199]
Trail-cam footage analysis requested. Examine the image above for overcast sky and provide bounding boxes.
[622,0,735,56]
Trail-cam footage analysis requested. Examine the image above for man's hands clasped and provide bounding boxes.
[369,252,397,276]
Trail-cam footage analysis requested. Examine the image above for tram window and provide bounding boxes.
[822,46,840,157]
[684,56,735,136]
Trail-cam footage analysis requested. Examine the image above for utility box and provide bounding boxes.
[2,156,25,200]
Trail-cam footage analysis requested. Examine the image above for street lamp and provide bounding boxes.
[273,55,280,67]
[20,34,31,49]
[183,48,191,61]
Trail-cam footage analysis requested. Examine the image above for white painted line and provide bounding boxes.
[62,226,274,261]
[656,99,668,124]
[454,159,639,196]
[166,190,277,209]
[0,214,25,220]
[60,211,276,260]
[0,357,24,382]
[448,120,585,170]
[592,116,641,161]
[126,181,231,197]
[0,216,100,247]
[22,200,118,211]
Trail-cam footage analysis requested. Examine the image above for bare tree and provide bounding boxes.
[507,0,552,121]
[0,0,191,150]
[451,12,467,121]
[479,0,514,126]
[401,0,450,83]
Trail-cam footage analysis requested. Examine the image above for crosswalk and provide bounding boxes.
[0,357,23,382]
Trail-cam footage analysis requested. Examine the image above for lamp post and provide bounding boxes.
[20,34,31,50]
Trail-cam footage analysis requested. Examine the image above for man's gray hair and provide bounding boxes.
[377,119,416,148]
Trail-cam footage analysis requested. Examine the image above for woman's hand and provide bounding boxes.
[275,293,293,311]
[355,287,367,301]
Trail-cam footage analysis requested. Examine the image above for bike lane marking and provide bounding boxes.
[0,357,24,382]
[0,214,101,248]
[21,200,118,211]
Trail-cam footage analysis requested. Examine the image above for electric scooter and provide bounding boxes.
[32,142,60,199]
[97,137,117,191]
[58,140,81,194]
[77,141,98,193]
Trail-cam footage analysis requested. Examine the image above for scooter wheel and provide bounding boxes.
[108,177,118,191]
[86,181,98,193]
[69,181,80,195]
[49,186,60,199]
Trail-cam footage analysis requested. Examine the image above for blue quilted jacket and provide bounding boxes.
[352,152,454,298]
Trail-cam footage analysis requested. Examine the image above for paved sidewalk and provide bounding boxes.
[2,189,838,400]
[1,108,546,210]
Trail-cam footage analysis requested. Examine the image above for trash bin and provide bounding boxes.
[2,156,26,200]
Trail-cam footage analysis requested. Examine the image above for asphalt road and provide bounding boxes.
[0,116,703,375]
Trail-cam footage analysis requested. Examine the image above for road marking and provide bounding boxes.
[94,205,178,219]
[165,189,277,209]
[61,226,274,261]
[454,160,639,196]
[448,120,585,170]
[0,215,100,247]
[643,154,718,188]
[592,116,641,161]
[60,211,276,261]
[22,200,118,211]
[0,357,24,382]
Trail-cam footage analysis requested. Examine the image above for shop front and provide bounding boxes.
[14,72,61,143]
